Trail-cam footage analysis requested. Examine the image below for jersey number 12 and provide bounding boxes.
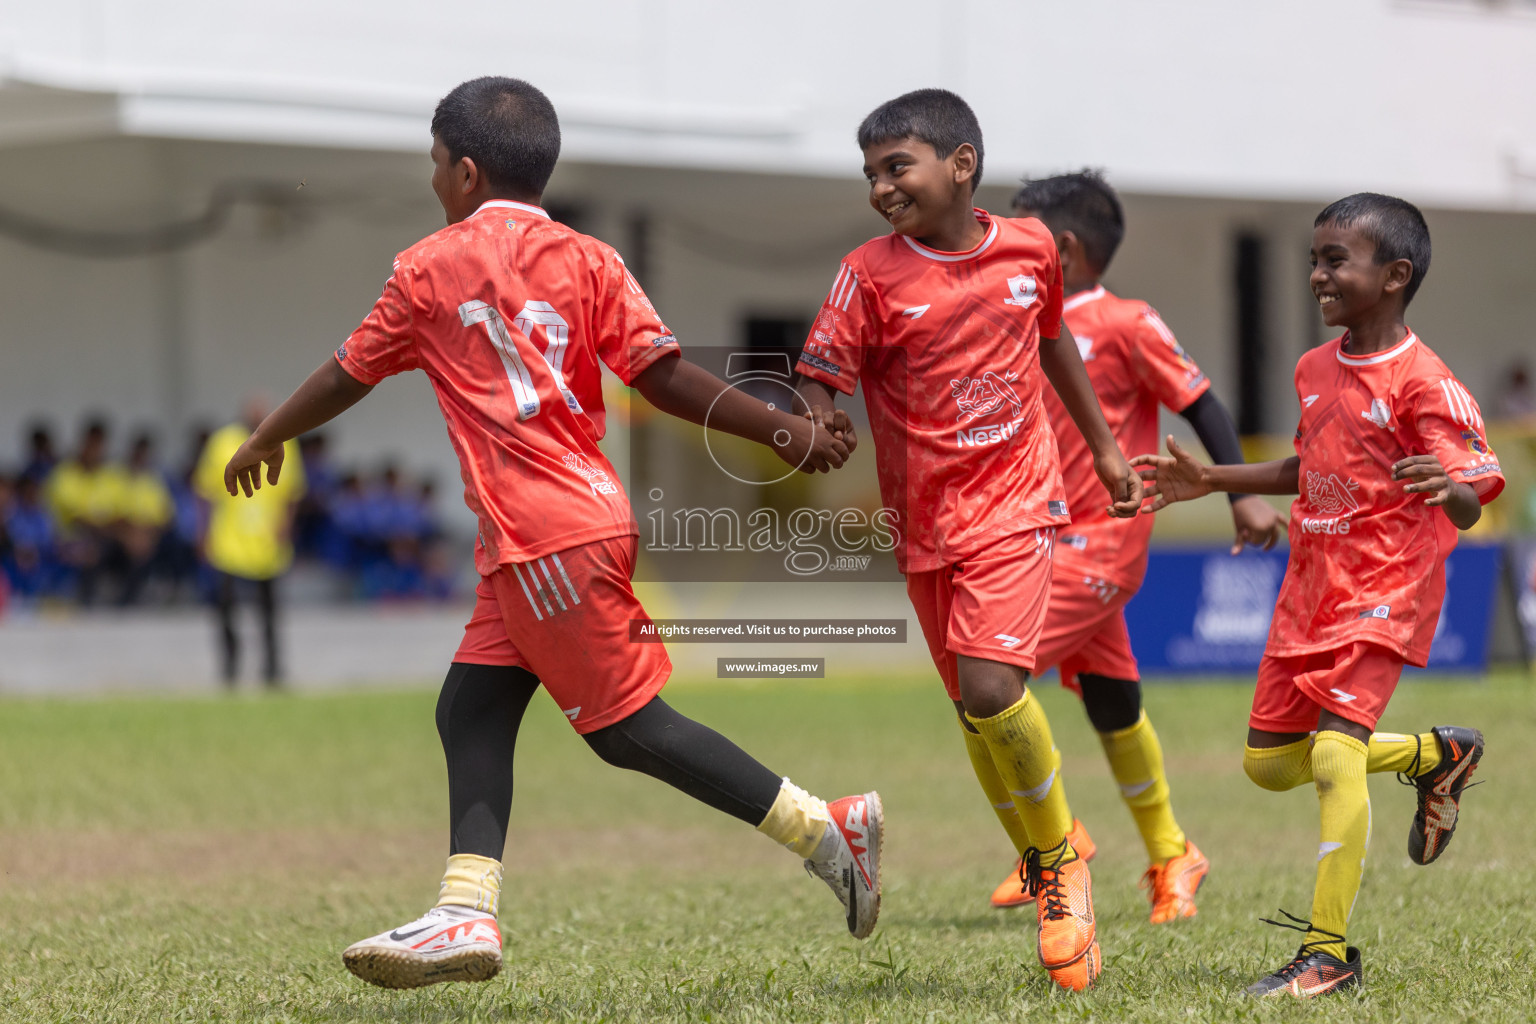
[459,299,583,421]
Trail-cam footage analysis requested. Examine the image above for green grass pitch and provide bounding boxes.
[2,669,1533,1022]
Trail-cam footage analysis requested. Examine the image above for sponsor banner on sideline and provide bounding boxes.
[1123,544,1501,674]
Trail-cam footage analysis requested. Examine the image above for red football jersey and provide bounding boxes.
[1046,285,1211,590]
[336,199,679,574]
[796,211,1069,572]
[1269,330,1504,664]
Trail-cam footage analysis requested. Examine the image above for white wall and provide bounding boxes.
[5,1,1536,208]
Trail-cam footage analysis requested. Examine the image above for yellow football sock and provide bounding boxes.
[968,691,1076,864]
[756,778,830,857]
[1100,711,1187,864]
[1245,732,1441,793]
[961,721,1032,857]
[1366,732,1442,776]
[1243,738,1314,791]
[1309,732,1370,960]
[436,853,504,916]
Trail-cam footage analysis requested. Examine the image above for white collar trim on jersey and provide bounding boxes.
[1062,284,1107,312]
[901,217,998,263]
[1336,329,1418,366]
[472,199,551,220]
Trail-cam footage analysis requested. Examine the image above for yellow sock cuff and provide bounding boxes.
[1315,731,1369,767]
[1243,738,1314,792]
[756,778,829,858]
[436,853,503,916]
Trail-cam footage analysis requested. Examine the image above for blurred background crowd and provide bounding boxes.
[0,408,457,613]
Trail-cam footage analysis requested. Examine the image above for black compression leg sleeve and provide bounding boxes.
[1078,673,1143,733]
[582,697,783,826]
[435,662,541,859]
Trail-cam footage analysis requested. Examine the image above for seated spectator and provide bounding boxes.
[118,431,176,605]
[45,417,129,606]
[294,432,338,560]
[3,474,63,601]
[18,422,57,487]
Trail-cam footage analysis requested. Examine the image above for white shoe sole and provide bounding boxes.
[852,790,884,940]
[342,943,502,990]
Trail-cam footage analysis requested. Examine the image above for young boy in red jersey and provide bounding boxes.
[795,90,1142,991]
[983,171,1286,921]
[1134,193,1502,998]
[223,77,884,991]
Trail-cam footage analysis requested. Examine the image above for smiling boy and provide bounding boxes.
[795,89,1142,991]
[1133,193,1503,997]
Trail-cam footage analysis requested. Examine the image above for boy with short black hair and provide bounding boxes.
[983,170,1285,921]
[1134,192,1502,998]
[797,90,1142,991]
[225,75,883,991]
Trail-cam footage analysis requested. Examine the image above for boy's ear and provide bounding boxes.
[1382,257,1413,296]
[456,155,482,196]
[950,143,979,186]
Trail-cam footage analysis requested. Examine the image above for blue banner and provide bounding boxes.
[1124,544,1502,675]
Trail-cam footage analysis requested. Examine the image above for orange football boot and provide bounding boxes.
[1025,840,1097,970]
[1140,839,1209,923]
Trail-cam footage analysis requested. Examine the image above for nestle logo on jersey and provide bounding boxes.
[1300,516,1351,535]
[562,452,618,496]
[957,416,1024,448]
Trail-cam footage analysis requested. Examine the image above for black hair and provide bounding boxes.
[856,89,984,189]
[1314,192,1432,305]
[1012,170,1125,274]
[431,77,561,200]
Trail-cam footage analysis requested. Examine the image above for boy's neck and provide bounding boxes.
[1064,276,1101,298]
[915,201,986,254]
[1340,306,1409,355]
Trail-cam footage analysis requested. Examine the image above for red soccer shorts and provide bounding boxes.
[1250,641,1405,732]
[454,534,671,734]
[906,528,1055,701]
[1033,567,1140,693]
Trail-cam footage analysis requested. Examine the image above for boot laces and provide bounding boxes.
[1258,908,1346,976]
[1022,837,1073,922]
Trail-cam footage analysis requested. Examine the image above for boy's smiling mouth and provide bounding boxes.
[883,199,913,220]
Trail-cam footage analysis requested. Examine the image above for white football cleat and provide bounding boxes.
[804,791,883,939]
[341,904,502,989]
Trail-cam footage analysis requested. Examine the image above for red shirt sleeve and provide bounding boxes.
[592,248,679,385]
[796,259,875,396]
[1412,376,1505,503]
[336,265,420,385]
[1130,306,1211,414]
[1037,244,1065,340]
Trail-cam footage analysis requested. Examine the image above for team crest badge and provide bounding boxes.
[1461,430,1487,454]
[1003,274,1037,308]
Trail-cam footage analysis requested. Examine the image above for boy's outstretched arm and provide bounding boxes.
[224,359,373,496]
[1177,391,1287,552]
[633,355,848,473]
[1039,324,1141,518]
[1132,436,1300,513]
